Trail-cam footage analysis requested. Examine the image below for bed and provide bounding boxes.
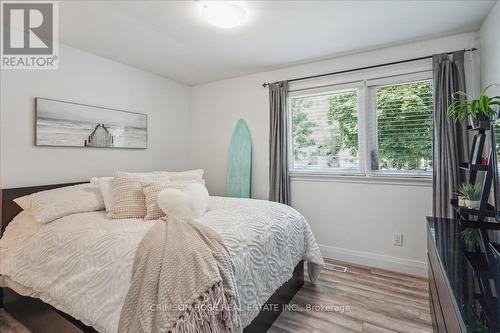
[0,182,323,333]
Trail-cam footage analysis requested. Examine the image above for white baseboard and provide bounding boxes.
[319,244,428,278]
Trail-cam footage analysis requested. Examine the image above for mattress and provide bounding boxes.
[0,196,323,333]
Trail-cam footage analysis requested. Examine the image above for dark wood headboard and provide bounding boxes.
[1,182,85,236]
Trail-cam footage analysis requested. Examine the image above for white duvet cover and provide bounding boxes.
[0,196,323,333]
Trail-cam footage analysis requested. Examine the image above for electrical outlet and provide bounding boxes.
[393,233,403,247]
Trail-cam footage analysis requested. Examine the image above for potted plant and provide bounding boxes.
[462,229,481,251]
[456,192,466,207]
[456,183,482,209]
[447,84,500,127]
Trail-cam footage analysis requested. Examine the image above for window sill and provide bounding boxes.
[289,171,432,187]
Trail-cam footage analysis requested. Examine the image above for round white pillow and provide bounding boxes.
[157,183,209,219]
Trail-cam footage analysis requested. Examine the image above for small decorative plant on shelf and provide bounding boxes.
[447,84,500,126]
[462,229,482,251]
[457,183,482,209]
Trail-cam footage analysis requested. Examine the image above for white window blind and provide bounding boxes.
[288,65,434,179]
[370,80,433,175]
[290,89,361,173]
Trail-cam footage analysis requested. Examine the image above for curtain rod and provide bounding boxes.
[262,48,478,88]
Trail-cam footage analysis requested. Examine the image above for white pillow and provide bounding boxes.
[90,176,109,185]
[91,173,155,185]
[14,183,105,224]
[99,178,114,213]
[156,169,205,189]
[163,169,204,181]
[157,183,209,219]
[89,177,114,212]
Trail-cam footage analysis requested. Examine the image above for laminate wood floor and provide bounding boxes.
[269,259,432,333]
[0,259,432,333]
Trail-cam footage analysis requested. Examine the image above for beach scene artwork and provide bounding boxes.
[36,98,147,148]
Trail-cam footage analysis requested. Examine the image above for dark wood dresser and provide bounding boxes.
[427,216,499,333]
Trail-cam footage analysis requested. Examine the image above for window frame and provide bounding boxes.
[288,81,365,176]
[287,62,434,181]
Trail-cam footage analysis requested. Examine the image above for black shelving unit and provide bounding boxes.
[451,199,497,218]
[452,121,500,332]
[459,162,488,171]
[451,123,496,223]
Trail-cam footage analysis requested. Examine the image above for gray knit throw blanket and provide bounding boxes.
[118,216,242,333]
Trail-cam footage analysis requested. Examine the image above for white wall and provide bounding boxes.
[0,44,192,188]
[480,0,500,95]
[191,32,479,276]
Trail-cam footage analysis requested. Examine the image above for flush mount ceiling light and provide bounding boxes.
[201,1,247,29]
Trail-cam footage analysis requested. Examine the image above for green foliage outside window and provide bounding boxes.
[291,81,433,171]
[375,81,433,170]
[291,98,316,160]
[327,91,358,156]
[326,81,433,171]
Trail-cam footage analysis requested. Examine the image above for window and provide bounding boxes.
[370,80,433,175]
[290,89,360,173]
[289,69,434,178]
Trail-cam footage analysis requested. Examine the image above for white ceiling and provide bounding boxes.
[59,0,496,85]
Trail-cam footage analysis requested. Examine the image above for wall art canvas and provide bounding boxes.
[35,98,147,149]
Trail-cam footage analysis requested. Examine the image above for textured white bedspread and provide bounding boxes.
[0,196,323,333]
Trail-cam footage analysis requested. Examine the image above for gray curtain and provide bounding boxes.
[269,81,290,204]
[433,51,468,218]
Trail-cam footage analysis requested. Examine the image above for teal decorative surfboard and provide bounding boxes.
[225,119,252,198]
